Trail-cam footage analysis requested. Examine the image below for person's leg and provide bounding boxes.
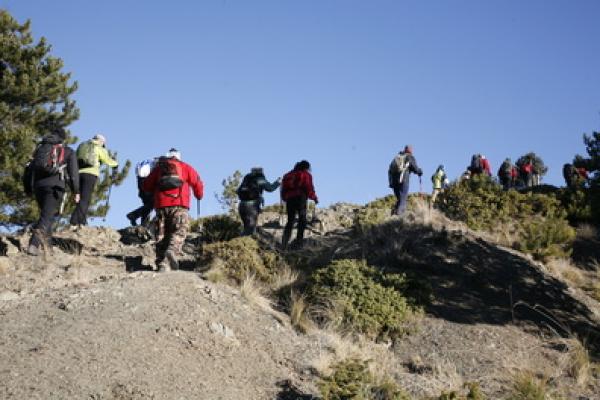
[139,194,154,225]
[164,207,190,270]
[392,186,402,215]
[296,197,308,245]
[239,202,252,236]
[154,208,168,270]
[397,181,410,215]
[282,199,298,249]
[70,173,97,225]
[28,186,60,254]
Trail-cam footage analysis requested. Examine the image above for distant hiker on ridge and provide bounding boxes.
[431,164,449,204]
[70,134,118,227]
[469,153,491,176]
[388,145,422,215]
[280,160,318,250]
[237,167,280,236]
[143,148,204,272]
[25,127,80,256]
[498,158,517,190]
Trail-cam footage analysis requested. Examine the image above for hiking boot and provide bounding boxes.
[165,250,179,271]
[157,261,171,273]
[26,244,41,256]
[126,212,137,227]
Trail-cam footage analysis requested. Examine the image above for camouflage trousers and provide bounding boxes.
[155,206,190,266]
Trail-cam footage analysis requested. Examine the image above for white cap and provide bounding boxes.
[93,134,106,144]
[165,148,181,160]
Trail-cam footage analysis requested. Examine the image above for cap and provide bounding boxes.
[165,148,181,160]
[251,167,264,175]
[93,134,106,144]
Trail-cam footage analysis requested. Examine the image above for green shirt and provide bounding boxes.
[79,139,118,176]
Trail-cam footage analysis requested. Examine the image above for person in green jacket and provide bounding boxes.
[70,134,118,226]
[431,164,448,204]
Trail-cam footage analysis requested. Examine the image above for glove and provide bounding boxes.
[111,169,118,180]
[314,198,319,205]
[417,169,423,177]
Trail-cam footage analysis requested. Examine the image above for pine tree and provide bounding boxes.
[0,10,130,228]
[215,170,242,215]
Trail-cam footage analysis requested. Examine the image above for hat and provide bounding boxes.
[93,134,106,144]
[165,148,181,160]
[251,167,264,175]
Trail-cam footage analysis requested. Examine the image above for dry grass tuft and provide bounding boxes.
[289,291,314,334]
[546,258,585,287]
[562,338,591,387]
[270,265,299,291]
[240,274,272,311]
[577,223,598,240]
[509,371,550,400]
[0,257,9,275]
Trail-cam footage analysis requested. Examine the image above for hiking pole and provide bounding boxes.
[196,199,201,219]
[103,184,113,222]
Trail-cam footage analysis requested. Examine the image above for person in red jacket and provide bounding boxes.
[280,160,318,249]
[143,148,204,272]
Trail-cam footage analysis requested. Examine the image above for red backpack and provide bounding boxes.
[280,171,301,201]
[157,157,184,196]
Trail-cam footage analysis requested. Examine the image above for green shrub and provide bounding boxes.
[195,214,242,243]
[430,383,485,400]
[306,259,420,339]
[438,175,576,260]
[318,358,410,400]
[199,236,283,283]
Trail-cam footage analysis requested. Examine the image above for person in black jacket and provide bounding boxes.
[388,145,422,215]
[237,167,280,236]
[27,128,80,256]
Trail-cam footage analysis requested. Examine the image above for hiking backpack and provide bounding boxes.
[136,159,154,179]
[31,142,66,177]
[76,140,97,168]
[390,153,410,184]
[521,163,533,174]
[237,173,262,201]
[470,154,483,173]
[281,171,301,201]
[157,157,184,193]
[501,162,512,178]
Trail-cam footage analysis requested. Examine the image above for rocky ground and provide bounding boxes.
[0,204,599,399]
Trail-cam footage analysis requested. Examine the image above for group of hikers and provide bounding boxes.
[23,127,590,272]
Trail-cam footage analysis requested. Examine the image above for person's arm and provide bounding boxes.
[186,164,204,200]
[258,177,280,192]
[303,172,318,202]
[409,155,423,176]
[97,146,119,168]
[67,148,80,195]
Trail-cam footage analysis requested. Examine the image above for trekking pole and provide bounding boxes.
[103,184,113,222]
[196,199,201,219]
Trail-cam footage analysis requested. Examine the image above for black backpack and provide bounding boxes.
[237,173,262,201]
[470,154,483,173]
[156,157,184,192]
[32,142,66,177]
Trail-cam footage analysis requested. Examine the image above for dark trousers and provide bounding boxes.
[283,196,307,246]
[392,181,409,215]
[239,201,260,236]
[128,192,154,225]
[29,186,63,248]
[70,173,97,225]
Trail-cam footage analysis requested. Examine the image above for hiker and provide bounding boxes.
[281,160,318,249]
[469,154,491,176]
[431,165,449,204]
[126,158,156,227]
[498,158,515,190]
[563,163,577,189]
[237,167,281,236]
[142,148,204,272]
[69,134,119,227]
[25,127,80,256]
[388,145,422,215]
[520,159,534,187]
[459,169,472,181]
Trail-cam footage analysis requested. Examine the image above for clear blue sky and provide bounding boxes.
[3,0,600,227]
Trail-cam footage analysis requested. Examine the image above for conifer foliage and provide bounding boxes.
[0,10,129,227]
